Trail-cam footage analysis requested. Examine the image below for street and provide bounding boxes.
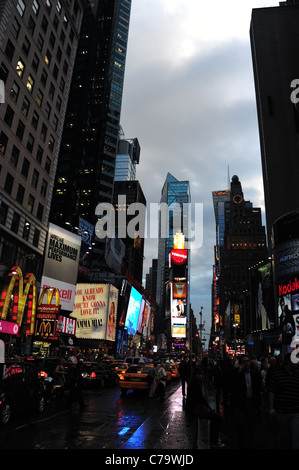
[0,381,184,450]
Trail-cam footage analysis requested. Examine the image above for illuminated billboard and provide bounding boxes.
[124,286,142,336]
[70,284,118,341]
[170,249,188,266]
[169,283,186,338]
[41,223,81,311]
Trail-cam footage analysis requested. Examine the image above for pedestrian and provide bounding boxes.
[54,357,67,388]
[178,356,191,397]
[185,366,225,449]
[268,353,299,449]
[156,363,167,401]
[148,363,159,398]
[230,354,262,448]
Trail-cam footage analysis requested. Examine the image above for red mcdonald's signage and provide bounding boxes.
[0,266,37,335]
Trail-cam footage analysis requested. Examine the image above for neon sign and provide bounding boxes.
[0,266,36,335]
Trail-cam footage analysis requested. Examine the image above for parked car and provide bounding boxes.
[119,365,153,395]
[81,362,119,388]
[0,361,46,425]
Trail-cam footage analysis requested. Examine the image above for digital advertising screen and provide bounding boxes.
[124,286,142,336]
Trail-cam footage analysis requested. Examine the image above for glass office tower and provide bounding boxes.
[50,0,132,271]
[156,173,191,344]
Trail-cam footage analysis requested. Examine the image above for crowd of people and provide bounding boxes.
[177,352,299,449]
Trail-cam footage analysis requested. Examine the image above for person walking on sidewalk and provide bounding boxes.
[230,354,262,448]
[156,363,167,401]
[178,356,191,397]
[268,353,299,449]
[185,366,225,449]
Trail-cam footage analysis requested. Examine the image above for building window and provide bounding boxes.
[10,145,20,167]
[32,0,40,15]
[27,194,35,214]
[28,15,36,35]
[49,32,55,48]
[16,184,25,204]
[4,105,14,127]
[41,179,48,197]
[23,221,31,241]
[0,62,9,83]
[16,120,25,140]
[22,36,31,56]
[48,135,55,152]
[5,40,15,61]
[10,81,20,102]
[26,133,35,153]
[41,68,48,86]
[40,123,47,142]
[45,156,51,174]
[0,202,9,225]
[17,0,26,17]
[31,110,39,129]
[45,102,51,119]
[11,212,20,234]
[37,203,44,221]
[49,82,55,100]
[4,172,14,195]
[21,96,30,116]
[36,89,43,107]
[36,145,43,163]
[33,228,40,247]
[37,34,44,52]
[16,59,25,77]
[21,157,30,178]
[41,15,48,33]
[32,53,40,72]
[0,131,8,154]
[31,169,39,188]
[11,17,21,39]
[26,74,35,93]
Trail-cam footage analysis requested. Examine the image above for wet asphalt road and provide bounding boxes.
[0,380,183,450]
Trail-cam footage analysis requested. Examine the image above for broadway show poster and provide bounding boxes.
[70,284,118,341]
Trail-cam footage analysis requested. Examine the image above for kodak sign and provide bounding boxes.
[278,277,299,297]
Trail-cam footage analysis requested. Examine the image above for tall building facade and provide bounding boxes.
[0,0,87,288]
[50,0,132,271]
[250,1,299,353]
[115,137,140,181]
[156,173,190,350]
[218,176,269,354]
[112,179,146,283]
[250,1,299,246]
[211,189,230,335]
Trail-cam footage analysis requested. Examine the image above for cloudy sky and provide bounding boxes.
[120,0,278,333]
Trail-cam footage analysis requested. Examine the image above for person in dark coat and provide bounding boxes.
[178,356,191,397]
[186,366,225,449]
[230,354,262,448]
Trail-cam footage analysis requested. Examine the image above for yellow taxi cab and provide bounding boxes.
[119,364,153,395]
[166,363,180,380]
[114,362,129,379]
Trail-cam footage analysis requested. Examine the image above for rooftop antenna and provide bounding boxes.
[227,165,230,189]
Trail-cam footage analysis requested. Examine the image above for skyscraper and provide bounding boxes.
[156,173,190,347]
[250,1,299,352]
[250,1,299,247]
[219,176,268,352]
[50,0,132,271]
[0,0,87,287]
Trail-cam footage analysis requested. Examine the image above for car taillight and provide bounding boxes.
[39,371,48,378]
[90,372,96,378]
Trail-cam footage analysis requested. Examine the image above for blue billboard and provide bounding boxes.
[124,286,142,336]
